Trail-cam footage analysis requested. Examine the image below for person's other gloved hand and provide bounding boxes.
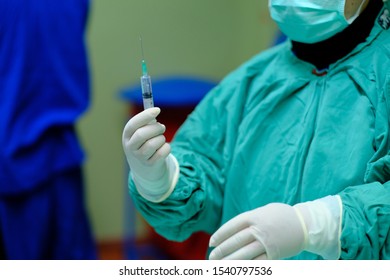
[209,196,342,260]
[122,107,179,203]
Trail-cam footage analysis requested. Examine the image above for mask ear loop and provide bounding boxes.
[346,0,368,23]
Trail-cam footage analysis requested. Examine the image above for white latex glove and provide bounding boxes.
[209,203,305,260]
[209,196,342,260]
[122,107,179,203]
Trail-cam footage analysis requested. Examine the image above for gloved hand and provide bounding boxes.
[209,196,342,260]
[122,107,179,203]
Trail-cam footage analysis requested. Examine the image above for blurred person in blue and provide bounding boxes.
[122,0,390,260]
[0,0,96,259]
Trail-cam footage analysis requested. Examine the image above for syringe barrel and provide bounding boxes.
[140,75,154,109]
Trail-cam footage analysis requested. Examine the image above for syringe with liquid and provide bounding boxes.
[139,36,154,110]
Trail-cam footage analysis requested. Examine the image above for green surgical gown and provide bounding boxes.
[129,15,390,260]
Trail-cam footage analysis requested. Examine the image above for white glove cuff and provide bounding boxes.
[293,195,343,260]
[132,154,179,203]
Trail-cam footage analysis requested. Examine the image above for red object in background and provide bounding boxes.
[121,76,217,260]
[150,229,210,260]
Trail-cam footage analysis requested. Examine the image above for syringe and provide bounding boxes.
[139,36,154,110]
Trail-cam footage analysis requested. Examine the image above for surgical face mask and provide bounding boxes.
[269,0,367,43]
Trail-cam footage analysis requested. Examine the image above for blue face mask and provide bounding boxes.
[269,0,366,44]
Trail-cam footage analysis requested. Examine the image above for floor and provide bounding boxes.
[97,231,210,260]
[98,240,126,260]
[97,239,170,260]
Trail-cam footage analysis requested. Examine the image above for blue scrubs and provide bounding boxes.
[0,0,96,259]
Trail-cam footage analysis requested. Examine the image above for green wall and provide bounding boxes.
[78,0,277,241]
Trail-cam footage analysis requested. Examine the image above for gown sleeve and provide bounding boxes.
[338,75,390,259]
